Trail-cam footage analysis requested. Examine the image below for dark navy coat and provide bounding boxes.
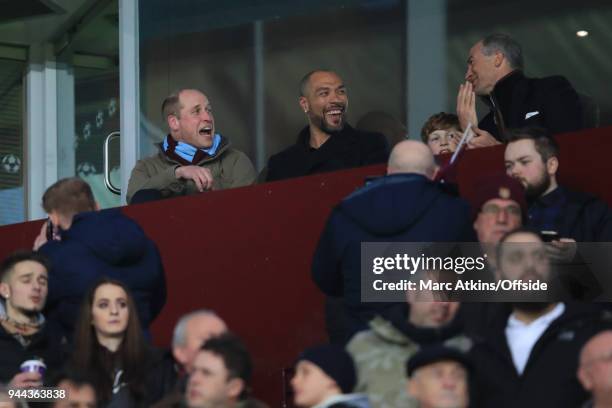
[39,209,166,338]
[312,173,475,337]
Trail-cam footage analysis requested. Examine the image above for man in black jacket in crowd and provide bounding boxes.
[504,127,612,242]
[265,69,389,181]
[469,229,610,408]
[504,127,611,299]
[0,251,64,388]
[456,33,584,148]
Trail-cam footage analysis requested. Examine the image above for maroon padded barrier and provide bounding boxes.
[0,126,610,406]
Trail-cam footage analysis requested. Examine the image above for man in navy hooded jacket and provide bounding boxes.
[312,140,475,343]
[33,177,166,339]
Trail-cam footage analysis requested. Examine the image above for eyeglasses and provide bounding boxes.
[481,204,522,217]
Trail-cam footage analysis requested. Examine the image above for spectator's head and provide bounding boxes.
[387,140,438,179]
[51,370,97,408]
[73,278,144,363]
[186,333,253,408]
[291,344,356,408]
[163,89,215,149]
[471,174,526,243]
[496,228,550,283]
[356,110,407,147]
[504,127,559,201]
[578,331,612,406]
[421,113,461,155]
[466,33,522,96]
[172,309,228,373]
[42,178,97,230]
[299,70,348,135]
[406,286,460,328]
[72,278,147,402]
[0,251,50,320]
[407,345,470,408]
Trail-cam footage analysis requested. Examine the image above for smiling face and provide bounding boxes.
[168,89,215,148]
[299,71,348,134]
[91,283,129,339]
[465,42,501,96]
[0,260,48,316]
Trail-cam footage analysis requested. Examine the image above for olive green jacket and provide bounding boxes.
[127,137,256,203]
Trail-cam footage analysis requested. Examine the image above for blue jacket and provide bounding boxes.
[312,174,475,335]
[39,209,166,339]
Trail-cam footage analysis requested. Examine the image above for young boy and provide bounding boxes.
[421,113,462,155]
[291,344,370,408]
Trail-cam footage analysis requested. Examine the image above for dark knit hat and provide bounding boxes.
[406,344,472,377]
[468,173,527,219]
[297,344,356,393]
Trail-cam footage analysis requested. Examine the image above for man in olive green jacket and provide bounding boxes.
[346,301,471,408]
[127,89,256,203]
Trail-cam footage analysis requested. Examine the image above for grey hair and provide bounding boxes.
[172,309,221,347]
[481,33,524,70]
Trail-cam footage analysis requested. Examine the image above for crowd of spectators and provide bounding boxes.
[0,32,610,408]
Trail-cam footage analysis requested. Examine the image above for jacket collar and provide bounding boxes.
[369,304,465,346]
[296,124,357,150]
[486,70,526,108]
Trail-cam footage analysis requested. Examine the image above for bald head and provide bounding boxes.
[580,331,612,366]
[387,140,437,178]
[578,330,612,402]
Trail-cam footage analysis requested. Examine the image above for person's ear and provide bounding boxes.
[546,156,559,177]
[172,346,188,367]
[299,97,309,114]
[494,51,504,68]
[407,377,419,398]
[577,366,593,391]
[0,282,10,299]
[94,202,101,211]
[226,378,245,400]
[167,114,180,132]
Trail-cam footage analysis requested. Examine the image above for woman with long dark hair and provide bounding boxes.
[70,278,174,407]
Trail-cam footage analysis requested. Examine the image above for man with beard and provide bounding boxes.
[504,127,612,242]
[469,229,609,408]
[265,70,389,181]
[456,33,583,148]
[127,88,256,203]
